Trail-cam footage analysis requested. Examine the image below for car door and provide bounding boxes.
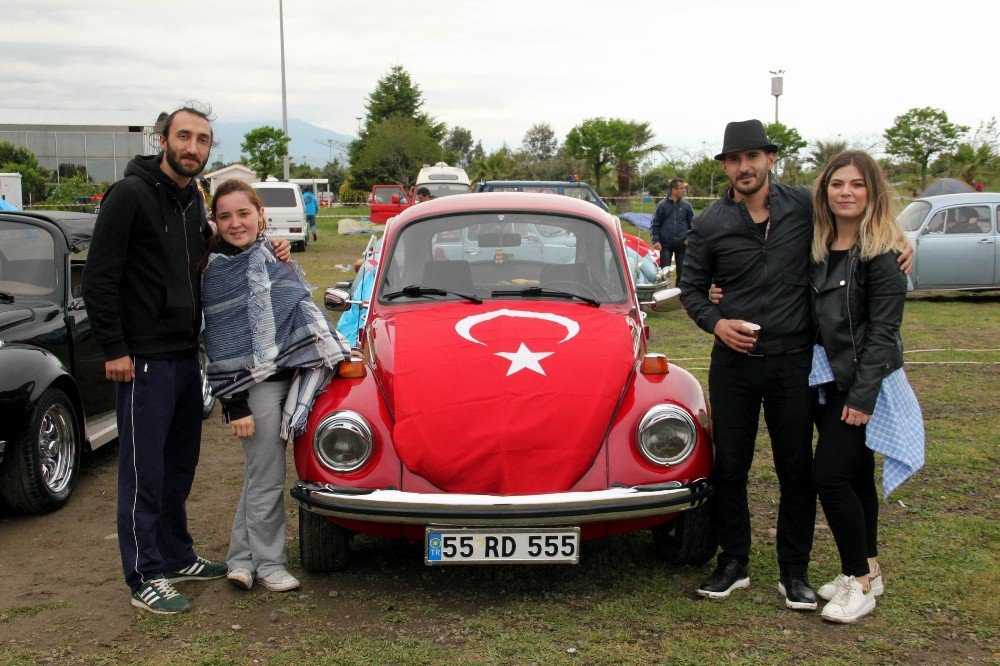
[914,203,995,288]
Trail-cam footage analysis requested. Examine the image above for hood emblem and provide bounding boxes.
[455,309,579,377]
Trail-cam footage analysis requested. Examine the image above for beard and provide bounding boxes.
[729,169,767,197]
[164,143,209,178]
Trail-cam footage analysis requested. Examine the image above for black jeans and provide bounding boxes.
[813,383,878,577]
[708,346,816,575]
[660,244,686,285]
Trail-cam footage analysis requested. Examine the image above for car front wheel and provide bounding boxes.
[0,388,81,514]
[299,507,350,572]
[652,500,715,566]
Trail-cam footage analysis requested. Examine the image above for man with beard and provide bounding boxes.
[678,119,819,611]
[83,104,290,614]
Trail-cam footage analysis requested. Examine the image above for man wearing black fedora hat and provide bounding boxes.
[679,119,820,610]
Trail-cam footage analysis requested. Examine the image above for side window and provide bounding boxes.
[926,210,947,233]
[944,205,990,234]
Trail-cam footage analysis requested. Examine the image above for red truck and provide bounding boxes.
[369,184,412,224]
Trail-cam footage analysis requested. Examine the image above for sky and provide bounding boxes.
[3,0,998,164]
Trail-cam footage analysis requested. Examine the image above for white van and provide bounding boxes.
[252,180,309,252]
[415,162,471,199]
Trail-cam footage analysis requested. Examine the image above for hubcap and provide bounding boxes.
[37,403,76,495]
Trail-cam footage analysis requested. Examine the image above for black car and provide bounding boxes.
[0,211,216,514]
[474,180,609,211]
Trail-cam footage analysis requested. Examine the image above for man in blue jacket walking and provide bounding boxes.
[650,178,694,285]
[303,189,319,240]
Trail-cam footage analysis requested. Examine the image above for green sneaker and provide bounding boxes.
[165,555,228,582]
[131,576,190,615]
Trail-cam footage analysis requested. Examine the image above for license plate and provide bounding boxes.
[425,527,580,565]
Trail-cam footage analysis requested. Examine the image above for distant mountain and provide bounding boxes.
[211,119,352,167]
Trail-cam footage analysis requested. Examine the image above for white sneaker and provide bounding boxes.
[258,569,300,592]
[818,567,884,601]
[227,567,254,590]
[820,575,876,623]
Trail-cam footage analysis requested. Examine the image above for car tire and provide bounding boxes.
[292,241,305,253]
[652,500,716,566]
[299,506,350,573]
[0,388,81,514]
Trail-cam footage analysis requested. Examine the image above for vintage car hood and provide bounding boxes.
[0,303,36,336]
[371,302,638,495]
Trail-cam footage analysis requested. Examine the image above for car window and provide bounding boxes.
[384,213,627,303]
[420,183,469,198]
[254,187,298,208]
[373,187,406,204]
[0,221,57,297]
[898,200,931,232]
[932,205,992,235]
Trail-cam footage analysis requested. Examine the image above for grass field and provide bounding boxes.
[275,210,1000,663]
[4,208,996,664]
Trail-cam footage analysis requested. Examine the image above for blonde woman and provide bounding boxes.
[808,151,923,623]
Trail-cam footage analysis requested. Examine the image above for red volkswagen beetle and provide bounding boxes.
[292,193,713,570]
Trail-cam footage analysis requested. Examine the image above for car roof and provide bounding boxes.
[916,192,1000,206]
[478,180,592,188]
[0,210,97,251]
[387,191,617,230]
[252,181,301,189]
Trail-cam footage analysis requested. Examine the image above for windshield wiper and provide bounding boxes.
[0,291,14,304]
[383,284,483,304]
[490,286,600,307]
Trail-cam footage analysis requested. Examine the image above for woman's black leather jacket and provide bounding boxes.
[809,248,908,414]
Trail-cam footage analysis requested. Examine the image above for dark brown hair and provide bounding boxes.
[199,179,266,273]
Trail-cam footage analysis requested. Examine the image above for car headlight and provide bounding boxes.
[637,404,697,466]
[313,411,373,473]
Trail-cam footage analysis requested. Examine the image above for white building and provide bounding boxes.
[203,163,259,194]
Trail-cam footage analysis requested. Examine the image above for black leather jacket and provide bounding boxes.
[810,248,907,414]
[680,181,814,355]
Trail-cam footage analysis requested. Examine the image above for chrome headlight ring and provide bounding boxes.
[636,404,697,466]
[313,410,374,473]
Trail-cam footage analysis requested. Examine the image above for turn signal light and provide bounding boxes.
[337,359,367,378]
[640,353,669,375]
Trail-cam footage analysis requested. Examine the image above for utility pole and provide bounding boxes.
[769,69,784,179]
[279,0,290,180]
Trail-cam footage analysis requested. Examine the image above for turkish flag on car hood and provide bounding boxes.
[382,302,637,494]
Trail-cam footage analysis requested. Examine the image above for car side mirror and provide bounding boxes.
[642,287,683,313]
[324,287,352,311]
[391,194,400,204]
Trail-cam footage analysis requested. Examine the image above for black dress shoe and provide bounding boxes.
[697,560,750,599]
[778,572,818,611]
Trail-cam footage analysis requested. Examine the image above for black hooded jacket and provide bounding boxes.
[82,153,209,361]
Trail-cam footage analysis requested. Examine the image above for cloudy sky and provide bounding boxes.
[3,0,997,161]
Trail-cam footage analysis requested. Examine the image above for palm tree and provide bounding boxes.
[611,121,665,212]
[808,138,849,169]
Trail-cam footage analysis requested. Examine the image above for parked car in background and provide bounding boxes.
[415,162,471,199]
[0,211,116,513]
[899,192,1000,290]
[252,180,309,252]
[369,184,412,224]
[475,180,609,211]
[293,192,714,572]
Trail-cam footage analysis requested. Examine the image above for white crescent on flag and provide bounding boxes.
[454,309,580,345]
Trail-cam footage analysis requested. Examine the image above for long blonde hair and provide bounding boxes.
[811,150,907,263]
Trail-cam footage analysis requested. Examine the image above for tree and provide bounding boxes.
[47,174,104,203]
[351,116,442,189]
[685,157,725,198]
[565,118,618,193]
[884,107,969,190]
[765,122,807,178]
[0,141,50,203]
[522,123,559,161]
[807,138,849,169]
[469,147,518,182]
[932,118,1000,185]
[241,126,290,179]
[608,120,664,210]
[442,126,475,167]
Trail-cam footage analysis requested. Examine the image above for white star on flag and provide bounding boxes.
[495,343,554,376]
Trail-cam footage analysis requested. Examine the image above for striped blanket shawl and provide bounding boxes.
[202,240,352,439]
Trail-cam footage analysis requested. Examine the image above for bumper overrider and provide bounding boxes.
[291,479,712,526]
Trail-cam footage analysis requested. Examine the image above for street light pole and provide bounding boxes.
[769,69,784,179]
[279,0,290,180]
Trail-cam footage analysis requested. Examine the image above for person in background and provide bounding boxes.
[416,186,432,203]
[200,179,351,593]
[302,188,319,241]
[83,103,291,615]
[807,150,923,623]
[650,178,694,286]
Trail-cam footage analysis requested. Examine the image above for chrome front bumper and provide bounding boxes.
[291,479,711,526]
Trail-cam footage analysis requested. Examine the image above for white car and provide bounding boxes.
[252,181,309,252]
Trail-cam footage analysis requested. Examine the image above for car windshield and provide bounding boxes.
[0,221,57,299]
[379,213,628,304]
[898,200,932,232]
[255,187,298,208]
[419,183,469,198]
